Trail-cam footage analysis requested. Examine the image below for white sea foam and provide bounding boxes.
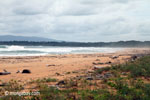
[0,45,123,56]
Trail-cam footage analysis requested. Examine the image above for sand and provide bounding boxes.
[0,48,150,83]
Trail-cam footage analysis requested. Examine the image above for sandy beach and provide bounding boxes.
[0,48,150,83]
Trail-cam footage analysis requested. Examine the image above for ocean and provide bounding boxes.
[0,45,123,56]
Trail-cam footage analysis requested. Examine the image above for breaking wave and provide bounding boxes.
[0,45,123,56]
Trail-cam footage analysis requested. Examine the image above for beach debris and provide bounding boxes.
[16,70,20,73]
[3,69,7,72]
[22,69,31,74]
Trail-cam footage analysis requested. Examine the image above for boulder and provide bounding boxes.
[22,69,31,74]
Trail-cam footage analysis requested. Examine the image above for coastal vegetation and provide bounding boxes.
[0,56,150,100]
[0,40,150,47]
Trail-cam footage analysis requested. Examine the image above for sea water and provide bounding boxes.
[0,45,123,56]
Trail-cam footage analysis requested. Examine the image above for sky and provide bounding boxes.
[0,0,150,42]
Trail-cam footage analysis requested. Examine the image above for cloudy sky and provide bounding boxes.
[0,0,150,42]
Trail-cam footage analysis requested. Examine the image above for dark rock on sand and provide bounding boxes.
[0,72,11,75]
[22,69,31,74]
[105,61,112,64]
[0,69,11,75]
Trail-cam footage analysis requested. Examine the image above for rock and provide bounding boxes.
[92,62,97,65]
[86,76,94,80]
[105,61,112,64]
[111,56,118,59]
[22,69,31,74]
[131,55,138,61]
[56,72,61,76]
[56,80,66,85]
[0,72,11,75]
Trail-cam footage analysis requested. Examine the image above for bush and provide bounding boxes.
[112,56,150,78]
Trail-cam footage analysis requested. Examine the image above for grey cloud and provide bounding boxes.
[0,0,149,42]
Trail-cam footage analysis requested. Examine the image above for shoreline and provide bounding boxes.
[0,47,149,57]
